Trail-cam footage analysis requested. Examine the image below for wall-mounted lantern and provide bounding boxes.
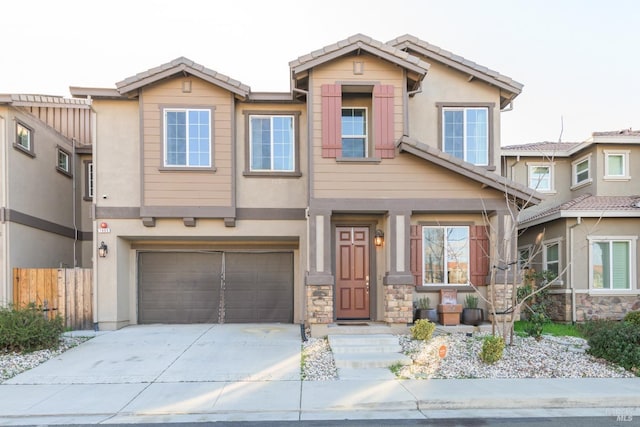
[98,241,108,258]
[374,229,385,247]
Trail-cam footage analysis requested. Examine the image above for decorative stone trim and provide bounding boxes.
[306,285,333,324]
[384,284,413,323]
[576,294,640,321]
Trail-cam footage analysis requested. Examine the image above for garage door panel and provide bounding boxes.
[138,251,292,324]
[224,253,293,323]
[138,252,222,324]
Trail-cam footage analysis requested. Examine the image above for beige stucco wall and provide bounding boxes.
[93,99,140,207]
[94,217,307,330]
[408,61,503,168]
[141,77,233,207]
[235,103,308,208]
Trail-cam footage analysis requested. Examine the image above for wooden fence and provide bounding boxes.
[13,268,93,330]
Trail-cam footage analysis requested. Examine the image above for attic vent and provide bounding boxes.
[182,80,192,93]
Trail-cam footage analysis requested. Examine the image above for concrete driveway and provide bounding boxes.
[7,323,302,385]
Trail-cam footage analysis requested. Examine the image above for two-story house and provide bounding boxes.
[0,94,93,305]
[502,129,640,322]
[71,34,539,334]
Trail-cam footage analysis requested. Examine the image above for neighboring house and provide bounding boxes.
[70,34,539,334]
[0,94,93,305]
[502,129,640,321]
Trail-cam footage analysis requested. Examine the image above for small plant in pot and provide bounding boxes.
[414,297,438,323]
[462,294,483,326]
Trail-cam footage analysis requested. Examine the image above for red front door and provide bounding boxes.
[336,226,370,319]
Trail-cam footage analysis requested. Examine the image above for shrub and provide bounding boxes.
[577,319,617,339]
[0,304,64,352]
[524,312,547,340]
[624,311,640,326]
[410,319,435,341]
[480,335,505,364]
[586,321,640,375]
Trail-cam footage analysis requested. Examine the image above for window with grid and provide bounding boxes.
[544,241,560,278]
[341,107,367,158]
[528,164,552,191]
[164,109,211,167]
[572,156,591,186]
[443,107,488,166]
[57,148,70,173]
[250,115,294,171]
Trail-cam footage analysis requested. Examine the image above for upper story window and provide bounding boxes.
[14,121,35,157]
[320,84,395,160]
[341,107,367,158]
[589,236,637,291]
[604,150,630,180]
[423,225,469,285]
[56,147,72,177]
[164,109,211,168]
[442,107,489,166]
[528,163,553,192]
[84,161,94,200]
[250,115,295,172]
[571,155,591,188]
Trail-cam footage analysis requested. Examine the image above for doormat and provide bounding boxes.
[336,322,369,326]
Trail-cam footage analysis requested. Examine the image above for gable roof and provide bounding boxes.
[289,33,430,83]
[520,194,640,227]
[502,128,640,158]
[398,136,542,206]
[115,57,250,97]
[389,34,522,109]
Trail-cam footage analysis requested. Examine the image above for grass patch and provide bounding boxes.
[514,321,583,338]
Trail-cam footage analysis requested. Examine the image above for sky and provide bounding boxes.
[1,0,638,146]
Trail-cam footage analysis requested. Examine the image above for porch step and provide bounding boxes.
[328,334,412,370]
[326,323,395,335]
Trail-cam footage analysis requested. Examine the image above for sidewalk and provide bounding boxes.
[0,325,638,424]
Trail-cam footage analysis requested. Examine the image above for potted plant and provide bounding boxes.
[414,296,438,323]
[462,294,483,326]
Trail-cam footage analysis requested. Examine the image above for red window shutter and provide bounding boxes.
[410,224,422,286]
[469,225,490,286]
[373,84,395,159]
[321,84,342,158]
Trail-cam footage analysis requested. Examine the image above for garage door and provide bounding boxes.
[138,251,293,324]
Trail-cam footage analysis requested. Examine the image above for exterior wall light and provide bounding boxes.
[98,241,108,258]
[374,229,385,247]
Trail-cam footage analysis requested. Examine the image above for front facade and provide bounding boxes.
[502,130,640,321]
[71,34,538,333]
[0,95,93,305]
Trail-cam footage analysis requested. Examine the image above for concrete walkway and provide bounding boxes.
[0,324,638,424]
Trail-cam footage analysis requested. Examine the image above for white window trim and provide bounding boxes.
[88,162,94,199]
[163,108,212,168]
[341,106,368,157]
[442,107,489,166]
[422,225,470,286]
[571,154,592,189]
[587,235,637,293]
[56,147,71,177]
[526,162,555,193]
[249,115,295,172]
[542,238,563,285]
[603,150,631,180]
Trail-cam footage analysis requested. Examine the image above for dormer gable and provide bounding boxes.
[116,57,250,99]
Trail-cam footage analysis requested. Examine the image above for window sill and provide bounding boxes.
[159,166,217,172]
[570,179,592,191]
[56,167,73,179]
[536,190,556,194]
[13,143,35,158]
[243,171,302,178]
[416,285,477,292]
[603,176,631,181]
[336,157,381,164]
[588,289,639,295]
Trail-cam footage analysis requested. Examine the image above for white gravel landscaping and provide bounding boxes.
[0,335,89,383]
[301,332,635,381]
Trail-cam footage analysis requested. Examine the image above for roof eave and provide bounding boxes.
[291,43,429,78]
[398,138,542,206]
[69,87,124,99]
